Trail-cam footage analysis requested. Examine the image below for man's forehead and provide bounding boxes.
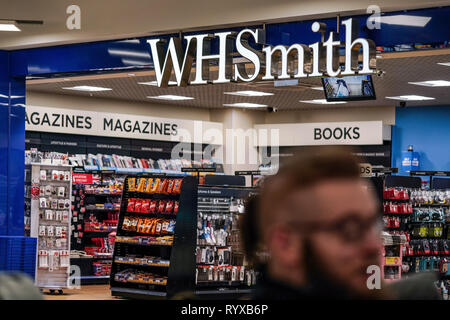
[286,179,374,220]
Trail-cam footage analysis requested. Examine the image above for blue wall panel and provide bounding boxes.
[10,6,450,77]
[0,50,26,236]
[392,106,450,175]
[0,51,9,235]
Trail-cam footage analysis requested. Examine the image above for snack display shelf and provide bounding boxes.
[110,174,198,298]
[114,236,174,246]
[85,207,121,211]
[114,260,170,268]
[84,193,122,196]
[114,277,168,286]
[115,241,173,247]
[76,256,113,260]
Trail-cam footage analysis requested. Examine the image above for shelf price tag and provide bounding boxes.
[385,257,400,265]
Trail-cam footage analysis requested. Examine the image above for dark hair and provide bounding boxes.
[241,147,362,266]
[240,192,261,267]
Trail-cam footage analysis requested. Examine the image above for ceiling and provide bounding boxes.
[1,0,449,50]
[27,49,450,111]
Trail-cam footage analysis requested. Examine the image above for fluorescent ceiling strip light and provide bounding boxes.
[310,87,324,91]
[107,49,150,58]
[147,95,194,101]
[408,80,450,87]
[224,90,274,97]
[0,21,21,32]
[223,103,267,108]
[121,58,151,66]
[386,95,435,101]
[367,15,431,27]
[437,62,450,67]
[300,99,346,104]
[62,86,112,92]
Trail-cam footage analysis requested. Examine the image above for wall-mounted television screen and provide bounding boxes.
[321,75,376,101]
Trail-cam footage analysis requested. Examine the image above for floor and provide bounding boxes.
[43,284,121,300]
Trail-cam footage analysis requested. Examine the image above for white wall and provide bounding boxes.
[27,91,211,121]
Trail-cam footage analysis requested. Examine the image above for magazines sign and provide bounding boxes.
[25,105,223,144]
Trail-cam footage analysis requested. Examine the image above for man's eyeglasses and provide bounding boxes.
[288,214,382,243]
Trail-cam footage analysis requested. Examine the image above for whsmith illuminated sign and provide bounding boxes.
[147,18,376,87]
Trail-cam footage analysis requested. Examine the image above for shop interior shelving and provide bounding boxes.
[109,174,255,299]
[384,175,450,290]
[70,167,203,284]
[70,168,124,284]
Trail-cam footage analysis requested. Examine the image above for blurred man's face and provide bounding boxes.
[305,179,381,296]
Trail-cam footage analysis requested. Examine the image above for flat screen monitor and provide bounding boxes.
[321,75,376,101]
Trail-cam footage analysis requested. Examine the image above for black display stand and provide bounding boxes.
[195,185,255,299]
[433,178,450,190]
[410,171,450,189]
[205,175,245,187]
[110,174,198,299]
[109,175,255,299]
[385,175,422,189]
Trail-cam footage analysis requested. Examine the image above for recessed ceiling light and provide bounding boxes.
[62,85,112,92]
[0,21,21,32]
[139,81,178,86]
[147,95,194,101]
[223,103,268,108]
[386,95,435,101]
[63,78,71,81]
[437,62,450,67]
[128,73,136,76]
[224,90,274,97]
[310,87,324,91]
[408,80,450,87]
[300,99,346,104]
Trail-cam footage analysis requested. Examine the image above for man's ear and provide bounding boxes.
[269,225,303,268]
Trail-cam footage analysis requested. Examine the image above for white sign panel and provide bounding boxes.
[255,121,383,146]
[25,105,223,145]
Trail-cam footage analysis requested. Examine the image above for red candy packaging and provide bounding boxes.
[134,199,143,213]
[149,200,157,214]
[173,201,179,214]
[172,179,183,194]
[127,198,136,212]
[157,200,166,213]
[165,201,174,214]
[141,199,150,213]
[166,179,175,194]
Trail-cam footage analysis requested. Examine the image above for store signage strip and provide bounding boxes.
[25,105,223,144]
[255,121,383,146]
